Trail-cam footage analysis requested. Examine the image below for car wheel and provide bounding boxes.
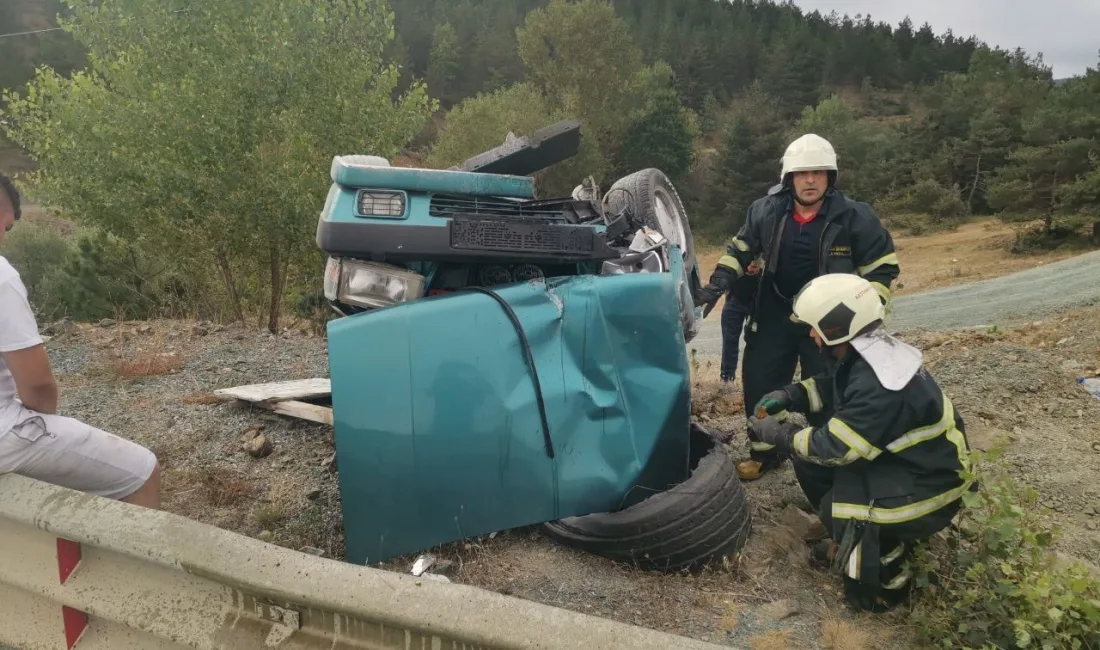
[604,168,701,343]
[540,423,753,573]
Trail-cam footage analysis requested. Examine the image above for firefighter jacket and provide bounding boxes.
[783,348,975,586]
[714,185,899,330]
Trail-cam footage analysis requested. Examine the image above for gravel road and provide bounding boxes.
[689,249,1100,358]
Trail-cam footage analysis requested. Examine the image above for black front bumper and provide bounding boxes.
[317,214,620,264]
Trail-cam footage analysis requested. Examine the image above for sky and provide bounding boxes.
[790,0,1099,79]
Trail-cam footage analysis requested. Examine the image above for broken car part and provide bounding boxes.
[541,424,752,573]
[453,119,583,177]
[326,251,694,565]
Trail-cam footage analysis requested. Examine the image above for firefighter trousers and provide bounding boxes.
[742,291,829,464]
[720,294,751,383]
[792,458,961,609]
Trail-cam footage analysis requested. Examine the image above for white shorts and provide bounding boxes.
[0,407,157,500]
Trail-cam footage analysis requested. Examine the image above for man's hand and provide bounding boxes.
[753,387,795,419]
[694,285,722,308]
[695,266,734,316]
[748,415,799,457]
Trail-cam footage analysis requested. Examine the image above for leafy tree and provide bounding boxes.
[1060,156,1100,226]
[426,82,605,195]
[515,0,648,152]
[2,0,435,331]
[0,219,73,311]
[1052,63,1100,223]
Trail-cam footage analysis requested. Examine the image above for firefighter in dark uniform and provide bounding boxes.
[748,273,975,612]
[719,263,760,384]
[695,134,900,480]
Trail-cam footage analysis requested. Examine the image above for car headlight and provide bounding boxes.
[324,257,425,309]
[356,190,407,218]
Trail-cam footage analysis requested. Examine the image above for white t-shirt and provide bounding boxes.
[0,256,44,433]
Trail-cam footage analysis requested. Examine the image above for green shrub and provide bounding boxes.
[911,448,1100,649]
[2,222,222,322]
[0,220,76,318]
[879,178,968,232]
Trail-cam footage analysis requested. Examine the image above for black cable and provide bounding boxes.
[463,286,555,460]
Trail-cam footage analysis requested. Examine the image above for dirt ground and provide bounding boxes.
[34,294,1100,649]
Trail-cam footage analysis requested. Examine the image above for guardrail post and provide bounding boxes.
[57,538,87,649]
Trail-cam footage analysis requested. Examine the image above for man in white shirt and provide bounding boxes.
[0,174,159,508]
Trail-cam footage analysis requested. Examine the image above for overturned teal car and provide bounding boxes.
[317,121,752,572]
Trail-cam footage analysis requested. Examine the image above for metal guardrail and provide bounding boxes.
[0,473,730,650]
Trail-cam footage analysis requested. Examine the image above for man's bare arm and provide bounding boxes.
[3,344,58,414]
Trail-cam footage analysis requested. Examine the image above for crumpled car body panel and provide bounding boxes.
[327,252,693,565]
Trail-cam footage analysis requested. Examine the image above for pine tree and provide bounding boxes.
[427,23,463,106]
[612,86,696,186]
[701,85,787,237]
[760,32,824,118]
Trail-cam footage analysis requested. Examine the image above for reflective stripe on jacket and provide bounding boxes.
[716,186,900,328]
[786,354,973,532]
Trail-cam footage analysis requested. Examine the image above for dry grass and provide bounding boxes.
[164,465,257,520]
[820,619,872,650]
[718,601,741,634]
[689,351,745,421]
[252,476,298,527]
[200,467,256,508]
[109,352,184,378]
[749,630,791,650]
[888,218,1081,294]
[181,392,222,405]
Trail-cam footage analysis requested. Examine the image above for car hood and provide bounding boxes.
[326,254,694,564]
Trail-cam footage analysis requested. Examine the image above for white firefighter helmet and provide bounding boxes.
[791,273,884,346]
[780,133,838,182]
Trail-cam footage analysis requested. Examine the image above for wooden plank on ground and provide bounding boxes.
[213,378,331,404]
[212,378,334,426]
[269,400,334,426]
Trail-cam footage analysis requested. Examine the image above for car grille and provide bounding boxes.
[429,194,565,220]
[450,218,596,254]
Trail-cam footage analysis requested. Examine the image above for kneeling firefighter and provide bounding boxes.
[748,273,976,612]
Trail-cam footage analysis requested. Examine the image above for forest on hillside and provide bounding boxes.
[383,0,1100,244]
[0,0,1098,325]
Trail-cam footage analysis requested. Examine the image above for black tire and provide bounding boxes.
[541,424,753,573]
[605,168,697,272]
[604,168,701,343]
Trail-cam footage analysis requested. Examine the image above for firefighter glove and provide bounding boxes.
[694,266,734,308]
[753,386,796,418]
[748,416,799,457]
